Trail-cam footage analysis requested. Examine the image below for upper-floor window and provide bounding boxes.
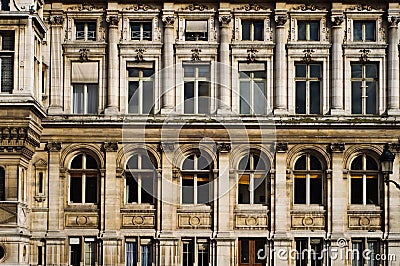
[181,154,213,205]
[125,153,157,204]
[238,153,269,205]
[353,21,375,42]
[295,63,321,114]
[75,21,96,41]
[185,20,208,41]
[127,62,154,114]
[241,20,263,41]
[0,31,14,93]
[71,62,99,114]
[351,63,378,115]
[297,20,319,41]
[1,0,9,11]
[350,154,379,205]
[0,167,4,201]
[294,154,323,205]
[69,153,99,204]
[130,21,152,41]
[239,63,266,114]
[183,64,210,114]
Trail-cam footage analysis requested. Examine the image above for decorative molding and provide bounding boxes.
[275,15,288,26]
[124,4,156,11]
[331,16,344,26]
[276,142,288,152]
[79,49,89,62]
[34,158,48,169]
[191,48,201,61]
[217,143,231,153]
[67,3,104,11]
[162,16,175,26]
[102,142,118,152]
[237,3,265,11]
[46,142,62,152]
[359,49,370,63]
[247,48,258,62]
[302,49,314,63]
[49,15,64,25]
[172,167,181,179]
[135,48,146,62]
[330,143,345,152]
[106,16,119,26]
[293,3,326,11]
[159,142,175,152]
[34,195,46,202]
[348,4,377,11]
[388,16,400,28]
[182,4,209,11]
[121,212,155,228]
[219,15,232,25]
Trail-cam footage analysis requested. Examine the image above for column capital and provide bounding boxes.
[219,15,232,26]
[331,15,344,27]
[46,142,62,152]
[106,15,119,27]
[102,142,118,152]
[217,143,231,153]
[275,142,288,152]
[329,143,345,153]
[162,16,175,27]
[388,16,400,28]
[275,15,288,27]
[49,15,64,26]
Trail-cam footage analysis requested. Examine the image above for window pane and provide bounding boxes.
[86,85,98,114]
[142,22,152,40]
[131,23,141,40]
[198,65,210,78]
[254,176,266,204]
[240,239,249,263]
[255,239,267,263]
[183,240,194,266]
[296,64,307,77]
[351,177,363,204]
[295,156,306,170]
[87,23,96,40]
[70,243,81,266]
[351,156,363,170]
[353,22,362,41]
[310,64,321,78]
[141,174,154,204]
[351,82,362,114]
[128,81,139,113]
[294,176,306,204]
[182,176,194,204]
[85,175,97,203]
[239,155,250,171]
[71,154,83,169]
[296,239,308,266]
[254,81,266,114]
[127,155,139,169]
[253,21,263,41]
[70,175,82,203]
[352,241,363,266]
[126,242,137,266]
[238,175,250,204]
[142,80,154,114]
[366,64,377,78]
[367,240,379,266]
[73,85,84,114]
[126,175,138,203]
[310,239,323,266]
[184,66,194,77]
[183,156,194,170]
[365,22,375,41]
[242,21,251,40]
[296,81,306,114]
[366,156,378,170]
[84,241,96,266]
[184,82,194,114]
[366,176,378,205]
[198,81,210,114]
[141,244,152,266]
[86,155,97,169]
[240,81,251,114]
[128,68,140,77]
[366,81,376,114]
[351,64,362,78]
[309,21,319,41]
[197,174,210,204]
[310,176,322,204]
[0,1,9,11]
[310,156,322,170]
[298,21,306,40]
[310,81,321,114]
[0,168,4,201]
[0,55,13,93]
[197,241,209,266]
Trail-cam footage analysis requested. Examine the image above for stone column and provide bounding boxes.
[330,14,345,114]
[161,13,176,114]
[387,16,400,115]
[217,13,232,114]
[47,15,64,114]
[105,15,120,115]
[216,143,231,232]
[274,14,288,114]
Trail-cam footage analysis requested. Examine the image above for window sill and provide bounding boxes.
[65,204,99,212]
[291,204,325,212]
[121,204,155,210]
[235,204,269,211]
[347,205,382,212]
[178,205,211,213]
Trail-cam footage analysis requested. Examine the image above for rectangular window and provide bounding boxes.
[239,63,266,114]
[131,21,152,41]
[183,64,210,114]
[352,240,364,266]
[70,239,81,266]
[182,238,209,266]
[70,173,83,203]
[0,31,14,93]
[141,239,153,266]
[295,64,321,114]
[351,64,378,114]
[367,240,379,266]
[126,240,137,266]
[353,21,376,42]
[185,20,208,41]
[38,172,43,194]
[76,21,96,41]
[84,238,96,266]
[71,62,99,114]
[38,246,43,265]
[239,238,268,265]
[297,21,320,41]
[127,62,154,114]
[296,238,324,266]
[241,20,263,41]
[182,239,194,266]
[1,0,10,11]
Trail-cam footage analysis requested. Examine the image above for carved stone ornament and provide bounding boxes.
[106,16,119,26]
[275,15,288,26]
[183,4,209,11]
[330,143,345,152]
[102,142,118,152]
[67,3,104,11]
[49,15,64,25]
[302,49,314,63]
[238,3,264,11]
[219,15,232,25]
[79,49,89,62]
[388,16,400,28]
[247,48,258,62]
[217,143,231,153]
[159,142,175,152]
[125,4,155,11]
[348,4,375,11]
[293,3,325,11]
[46,142,62,152]
[276,142,288,152]
[331,16,344,26]
[191,48,201,61]
[135,48,146,62]
[359,49,370,63]
[162,16,175,26]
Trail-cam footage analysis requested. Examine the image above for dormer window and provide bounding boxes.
[185,20,208,41]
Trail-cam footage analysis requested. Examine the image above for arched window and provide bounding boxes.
[350,154,379,205]
[0,167,4,201]
[69,153,99,204]
[181,154,213,204]
[238,153,269,204]
[293,154,323,205]
[125,153,157,204]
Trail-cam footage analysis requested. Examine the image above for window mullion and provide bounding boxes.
[138,174,142,204]
[194,174,198,205]
[250,173,254,204]
[82,173,86,203]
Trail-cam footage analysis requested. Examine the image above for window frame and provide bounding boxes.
[294,63,322,115]
[238,66,267,115]
[184,20,209,41]
[350,63,378,115]
[241,20,264,41]
[297,20,320,41]
[75,21,97,41]
[294,238,324,266]
[0,30,14,94]
[69,237,97,266]
[130,21,153,41]
[182,238,210,266]
[127,64,155,114]
[72,84,98,114]
[352,20,376,42]
[183,63,211,114]
[125,238,153,266]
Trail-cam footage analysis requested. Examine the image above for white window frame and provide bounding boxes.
[130,21,153,41]
[72,84,98,114]
[238,66,267,115]
[127,65,155,114]
[75,21,96,41]
[182,238,210,266]
[294,63,322,115]
[350,63,378,115]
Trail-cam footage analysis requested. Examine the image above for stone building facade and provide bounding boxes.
[0,0,400,265]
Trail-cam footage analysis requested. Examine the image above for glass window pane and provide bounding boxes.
[0,168,4,201]
[310,239,323,266]
[183,156,194,170]
[366,176,378,205]
[310,81,321,114]
[71,154,83,169]
[184,66,194,77]
[310,21,320,41]
[240,239,249,263]
[296,64,307,77]
[295,156,306,170]
[366,82,376,114]
[254,81,266,114]
[254,177,266,204]
[128,68,140,77]
[142,69,154,77]
[366,156,378,170]
[70,243,81,266]
[240,81,251,114]
[86,85,98,114]
[70,175,82,203]
[197,174,210,204]
[86,155,97,169]
[366,64,377,78]
[238,175,250,204]
[127,155,139,169]
[310,176,322,204]
[142,81,154,114]
[128,81,139,113]
[310,64,321,78]
[0,31,13,50]
[310,155,322,170]
[242,21,251,40]
[351,82,362,114]
[141,244,152,266]
[182,176,194,204]
[298,21,306,40]
[141,174,154,204]
[253,71,265,78]
[73,85,84,114]
[351,64,362,78]
[353,22,362,41]
[296,239,308,265]
[198,81,210,114]
[0,55,13,93]
[126,175,138,203]
[365,22,375,41]
[182,240,194,266]
[294,176,306,204]
[142,22,152,40]
[367,240,379,266]
[239,155,250,171]
[197,241,209,266]
[85,175,97,203]
[184,82,194,114]
[197,65,210,78]
[351,156,363,170]
[84,241,96,266]
[351,177,363,204]
[198,156,210,170]
[296,81,306,114]
[352,241,363,266]
[253,21,264,41]
[126,242,137,266]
